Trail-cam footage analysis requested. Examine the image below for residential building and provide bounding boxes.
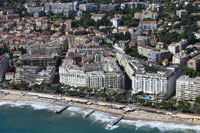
[138,45,155,57]
[45,3,75,14]
[19,65,55,84]
[172,51,190,65]
[137,36,149,46]
[65,20,72,32]
[176,10,188,18]
[20,54,57,67]
[0,55,9,81]
[79,3,97,11]
[116,52,181,98]
[27,7,44,14]
[111,17,121,27]
[176,76,200,101]
[91,14,105,22]
[0,44,5,55]
[121,2,146,9]
[59,56,125,90]
[187,54,200,71]
[100,4,119,11]
[13,51,22,57]
[150,3,162,11]
[134,12,158,20]
[5,72,14,81]
[168,39,188,55]
[26,42,62,56]
[139,21,158,31]
[132,67,181,97]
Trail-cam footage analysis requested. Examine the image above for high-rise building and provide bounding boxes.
[65,20,72,32]
[59,57,125,90]
[176,76,200,101]
[0,55,9,81]
[187,54,200,71]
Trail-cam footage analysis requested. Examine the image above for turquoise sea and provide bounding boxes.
[0,100,199,133]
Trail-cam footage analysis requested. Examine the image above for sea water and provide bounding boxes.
[0,100,199,133]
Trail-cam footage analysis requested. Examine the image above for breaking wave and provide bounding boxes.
[120,119,200,132]
[0,100,63,111]
[0,100,200,132]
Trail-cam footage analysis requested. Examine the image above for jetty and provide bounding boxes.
[84,110,95,118]
[54,106,70,115]
[106,115,123,130]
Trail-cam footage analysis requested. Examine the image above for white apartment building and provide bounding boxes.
[59,58,125,89]
[176,75,200,101]
[111,17,121,28]
[176,10,188,18]
[116,52,181,97]
[135,12,158,20]
[79,3,97,11]
[172,51,190,65]
[132,72,169,94]
[139,21,158,31]
[132,68,181,97]
[168,39,188,55]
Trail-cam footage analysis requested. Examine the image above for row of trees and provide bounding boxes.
[181,66,200,78]
[133,95,200,114]
[125,46,147,61]
[113,32,131,42]
[72,13,112,29]
[157,29,197,45]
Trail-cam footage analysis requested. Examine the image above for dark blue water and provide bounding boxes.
[0,100,199,133]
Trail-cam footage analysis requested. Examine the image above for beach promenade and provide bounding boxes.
[0,89,200,125]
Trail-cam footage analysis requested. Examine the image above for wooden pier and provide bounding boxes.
[54,106,70,115]
[84,110,95,118]
[106,115,123,130]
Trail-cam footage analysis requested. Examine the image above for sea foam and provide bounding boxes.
[0,100,200,132]
[120,119,200,133]
[0,100,63,111]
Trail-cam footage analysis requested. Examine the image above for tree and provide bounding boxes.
[138,98,145,104]
[100,92,107,99]
[114,95,121,102]
[125,46,147,60]
[177,101,190,112]
[196,106,200,114]
[124,32,131,40]
[195,96,200,104]
[32,84,40,91]
[145,100,152,107]
[16,82,28,90]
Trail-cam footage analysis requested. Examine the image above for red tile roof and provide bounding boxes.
[141,45,154,49]
[140,21,157,24]
[5,72,14,76]
[13,51,22,54]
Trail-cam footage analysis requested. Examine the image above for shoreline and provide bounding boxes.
[0,89,200,126]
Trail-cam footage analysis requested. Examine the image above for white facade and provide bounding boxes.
[59,59,125,89]
[132,73,168,94]
[5,73,14,81]
[59,68,87,87]
[79,3,97,11]
[168,39,188,55]
[176,10,188,18]
[116,52,181,97]
[135,12,158,20]
[111,17,121,28]
[172,51,190,65]
[139,21,158,31]
[176,76,200,101]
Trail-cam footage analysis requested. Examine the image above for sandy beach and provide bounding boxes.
[0,89,200,126]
